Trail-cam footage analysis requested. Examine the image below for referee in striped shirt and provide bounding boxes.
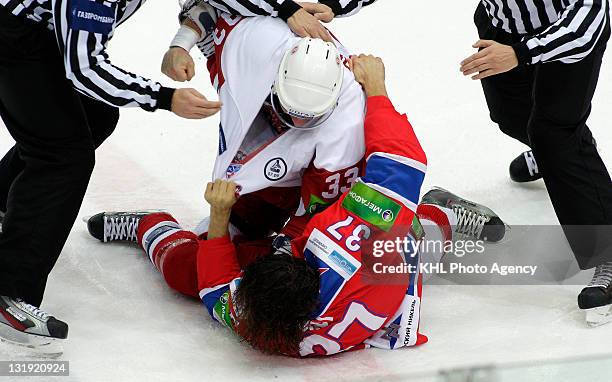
[0,0,221,337]
[461,1,612,309]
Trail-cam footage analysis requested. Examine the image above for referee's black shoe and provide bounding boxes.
[578,263,612,327]
[509,150,542,183]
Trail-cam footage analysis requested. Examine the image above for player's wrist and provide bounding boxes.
[170,25,200,52]
[363,81,388,98]
[207,207,232,239]
[211,206,232,218]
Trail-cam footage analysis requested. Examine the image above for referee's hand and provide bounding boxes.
[460,40,519,80]
[287,8,333,42]
[298,2,335,23]
[172,89,222,119]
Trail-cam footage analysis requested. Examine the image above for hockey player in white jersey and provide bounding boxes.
[164,2,371,238]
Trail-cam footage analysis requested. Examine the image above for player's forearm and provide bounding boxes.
[207,208,232,239]
[360,97,426,215]
[196,235,242,327]
[364,96,427,166]
[170,22,202,52]
[173,1,218,52]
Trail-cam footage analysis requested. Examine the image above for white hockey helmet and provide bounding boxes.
[270,38,344,130]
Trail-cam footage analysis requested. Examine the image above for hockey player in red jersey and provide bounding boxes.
[87,55,448,356]
[192,54,431,356]
[87,55,507,356]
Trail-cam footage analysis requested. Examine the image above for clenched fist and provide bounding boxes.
[171,88,221,120]
[162,47,195,82]
[349,54,388,98]
[205,179,239,212]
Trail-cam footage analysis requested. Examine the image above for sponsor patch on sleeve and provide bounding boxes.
[342,181,401,232]
[69,0,116,35]
[306,229,361,280]
[212,290,235,330]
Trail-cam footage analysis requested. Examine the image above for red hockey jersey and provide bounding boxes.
[198,96,428,357]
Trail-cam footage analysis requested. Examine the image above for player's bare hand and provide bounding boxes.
[287,8,333,42]
[205,179,239,211]
[298,2,335,23]
[460,40,518,80]
[171,89,222,119]
[350,54,388,97]
[162,47,195,82]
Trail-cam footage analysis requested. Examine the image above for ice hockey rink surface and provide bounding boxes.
[1,1,611,381]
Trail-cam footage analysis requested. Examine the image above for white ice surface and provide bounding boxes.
[1,1,612,381]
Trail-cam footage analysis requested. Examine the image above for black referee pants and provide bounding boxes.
[0,9,119,306]
[474,5,612,269]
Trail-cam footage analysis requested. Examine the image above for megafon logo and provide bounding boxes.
[348,191,383,215]
[382,209,395,222]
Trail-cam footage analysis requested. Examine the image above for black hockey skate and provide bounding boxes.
[86,211,157,243]
[0,296,68,357]
[421,187,507,242]
[509,150,542,183]
[578,263,612,327]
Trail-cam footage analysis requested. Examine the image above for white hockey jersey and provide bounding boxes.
[208,14,366,203]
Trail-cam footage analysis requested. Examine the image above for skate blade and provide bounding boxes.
[0,324,64,358]
[585,306,612,328]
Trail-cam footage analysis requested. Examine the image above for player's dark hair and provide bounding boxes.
[234,254,319,356]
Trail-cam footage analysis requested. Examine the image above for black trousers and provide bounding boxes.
[474,5,612,269]
[0,9,119,306]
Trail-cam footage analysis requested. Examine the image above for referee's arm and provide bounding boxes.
[513,0,609,65]
[319,0,378,18]
[205,0,377,20]
[54,0,175,112]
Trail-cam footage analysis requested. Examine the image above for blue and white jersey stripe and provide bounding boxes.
[361,152,427,211]
[200,283,231,316]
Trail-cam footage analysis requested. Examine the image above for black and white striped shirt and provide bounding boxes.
[202,0,377,21]
[482,0,610,64]
[0,0,174,111]
[181,0,376,59]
